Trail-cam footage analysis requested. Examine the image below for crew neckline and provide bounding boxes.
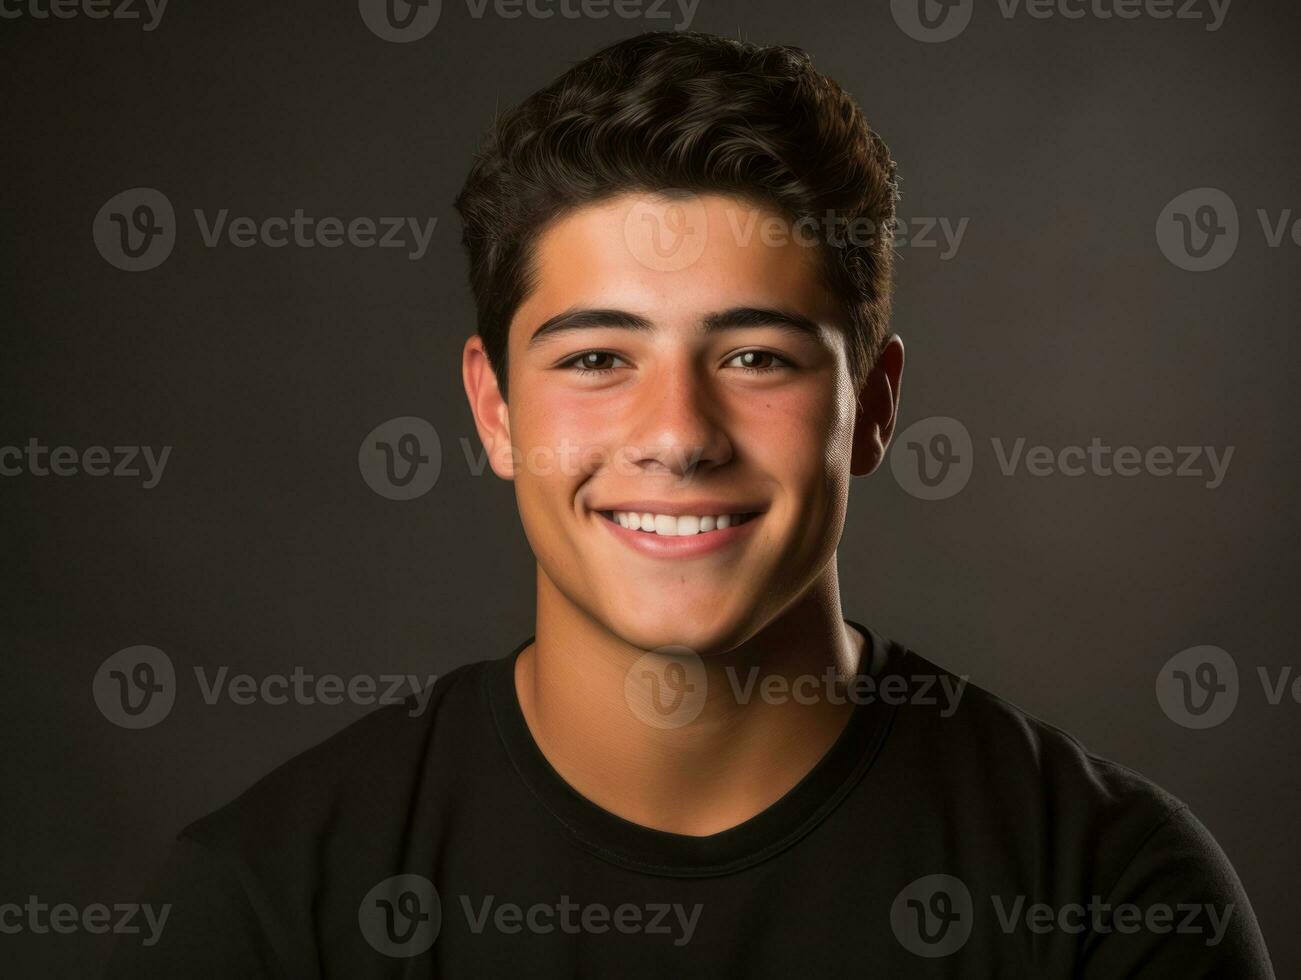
[484,619,900,878]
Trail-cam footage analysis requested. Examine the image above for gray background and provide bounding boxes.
[3,0,1298,974]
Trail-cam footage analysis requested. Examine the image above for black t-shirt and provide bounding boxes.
[105,623,1274,978]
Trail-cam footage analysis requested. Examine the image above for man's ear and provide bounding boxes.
[461,335,516,480]
[850,334,905,477]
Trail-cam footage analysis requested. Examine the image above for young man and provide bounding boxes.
[107,31,1273,977]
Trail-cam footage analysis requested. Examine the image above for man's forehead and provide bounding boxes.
[517,192,834,333]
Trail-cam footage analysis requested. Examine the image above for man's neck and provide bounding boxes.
[514,563,865,836]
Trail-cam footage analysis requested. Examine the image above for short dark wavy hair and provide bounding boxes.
[454,31,899,400]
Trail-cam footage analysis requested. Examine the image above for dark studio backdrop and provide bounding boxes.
[2,0,1299,975]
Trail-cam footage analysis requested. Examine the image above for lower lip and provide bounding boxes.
[595,512,761,559]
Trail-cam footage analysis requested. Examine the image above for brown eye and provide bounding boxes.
[726,350,789,373]
[564,351,625,373]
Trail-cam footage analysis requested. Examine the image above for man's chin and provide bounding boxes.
[598,606,758,658]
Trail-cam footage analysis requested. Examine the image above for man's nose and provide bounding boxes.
[623,367,734,479]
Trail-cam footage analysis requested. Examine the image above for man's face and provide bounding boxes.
[493,192,867,654]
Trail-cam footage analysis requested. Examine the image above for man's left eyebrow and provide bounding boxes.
[528,308,653,346]
[702,307,822,336]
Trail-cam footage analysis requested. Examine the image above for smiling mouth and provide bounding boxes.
[597,510,761,537]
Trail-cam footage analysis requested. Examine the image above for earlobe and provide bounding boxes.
[461,335,516,480]
[849,334,905,478]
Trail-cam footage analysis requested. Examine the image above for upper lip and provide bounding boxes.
[590,500,768,516]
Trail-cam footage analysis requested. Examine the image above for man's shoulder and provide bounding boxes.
[179,657,495,856]
[868,637,1272,975]
[887,641,1187,834]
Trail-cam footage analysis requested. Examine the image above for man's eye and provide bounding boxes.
[562,351,625,374]
[725,350,790,373]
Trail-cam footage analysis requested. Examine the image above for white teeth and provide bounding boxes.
[607,511,752,535]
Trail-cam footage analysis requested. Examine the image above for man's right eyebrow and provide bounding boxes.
[528,308,653,347]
